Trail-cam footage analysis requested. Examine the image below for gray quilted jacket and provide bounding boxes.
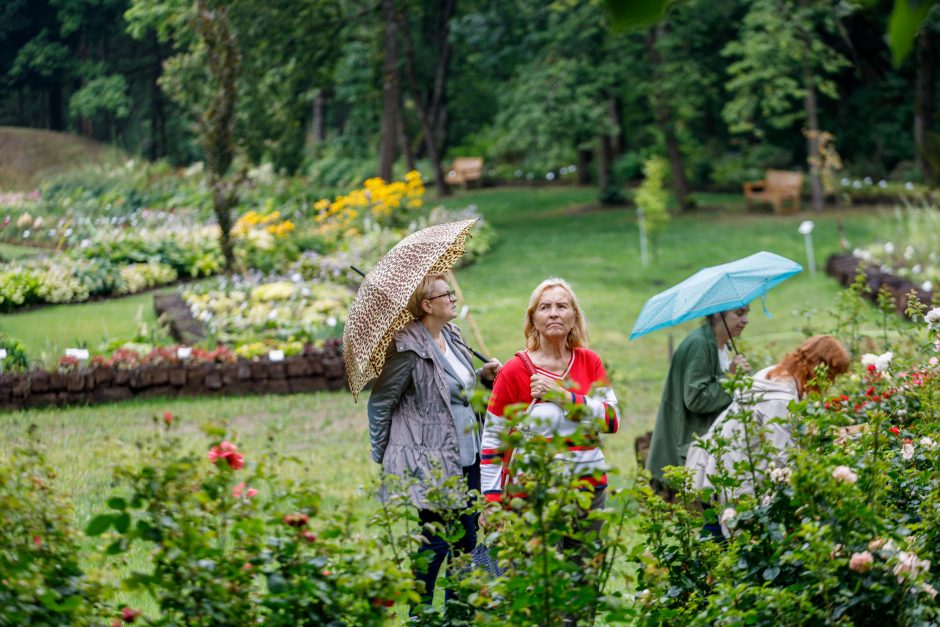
[367,320,476,509]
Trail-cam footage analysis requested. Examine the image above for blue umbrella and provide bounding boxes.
[629,251,803,344]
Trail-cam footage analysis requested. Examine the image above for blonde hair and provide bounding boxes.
[523,277,589,351]
[407,274,446,320]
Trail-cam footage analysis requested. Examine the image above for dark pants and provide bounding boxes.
[413,458,480,608]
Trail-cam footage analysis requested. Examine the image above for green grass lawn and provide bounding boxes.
[0,186,895,620]
[0,289,166,367]
[0,241,42,260]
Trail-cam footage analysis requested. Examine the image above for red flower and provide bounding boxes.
[302,530,317,543]
[163,412,174,425]
[243,562,253,571]
[32,535,42,548]
[866,387,876,397]
[121,607,142,623]
[824,402,831,409]
[890,426,900,436]
[371,598,395,608]
[867,364,877,373]
[840,394,850,402]
[208,441,244,470]
[904,438,912,444]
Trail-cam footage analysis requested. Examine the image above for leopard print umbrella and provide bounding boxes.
[343,218,477,398]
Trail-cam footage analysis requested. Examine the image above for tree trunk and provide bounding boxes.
[801,50,825,211]
[49,84,64,131]
[18,87,26,126]
[645,26,691,211]
[196,0,240,273]
[915,29,936,183]
[609,98,624,156]
[377,0,400,182]
[397,101,415,171]
[597,135,614,194]
[577,149,593,185]
[311,92,326,145]
[398,0,455,197]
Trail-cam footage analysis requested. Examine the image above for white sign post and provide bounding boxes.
[799,220,816,277]
[637,207,650,268]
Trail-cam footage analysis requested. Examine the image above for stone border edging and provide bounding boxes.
[825,252,934,317]
[154,292,206,344]
[0,346,346,411]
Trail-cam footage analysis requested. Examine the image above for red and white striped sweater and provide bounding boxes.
[480,347,620,502]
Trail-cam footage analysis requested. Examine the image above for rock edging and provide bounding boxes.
[0,345,346,412]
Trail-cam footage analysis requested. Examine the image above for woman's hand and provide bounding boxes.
[481,358,502,382]
[530,373,567,405]
[729,354,750,375]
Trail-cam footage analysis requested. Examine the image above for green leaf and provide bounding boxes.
[86,514,113,536]
[604,0,674,29]
[107,496,127,511]
[266,572,288,594]
[113,512,131,533]
[106,539,125,555]
[888,0,936,66]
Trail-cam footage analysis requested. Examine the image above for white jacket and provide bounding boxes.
[685,367,799,503]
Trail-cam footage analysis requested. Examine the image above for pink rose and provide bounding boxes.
[232,482,257,498]
[849,551,873,573]
[163,412,174,425]
[208,441,244,469]
[121,607,142,623]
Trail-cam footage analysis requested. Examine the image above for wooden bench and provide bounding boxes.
[446,157,484,188]
[743,169,804,215]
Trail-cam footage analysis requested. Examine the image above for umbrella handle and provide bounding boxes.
[350,265,366,278]
[720,314,740,356]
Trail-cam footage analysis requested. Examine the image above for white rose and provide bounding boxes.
[925,307,940,329]
[920,436,937,450]
[832,465,858,484]
[875,351,893,372]
[861,353,878,368]
[901,443,915,460]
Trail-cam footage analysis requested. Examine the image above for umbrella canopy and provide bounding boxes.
[629,251,802,340]
[343,218,477,398]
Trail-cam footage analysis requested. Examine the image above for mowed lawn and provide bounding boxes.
[0,187,892,613]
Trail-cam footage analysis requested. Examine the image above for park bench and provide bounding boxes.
[742,169,804,215]
[446,157,484,188]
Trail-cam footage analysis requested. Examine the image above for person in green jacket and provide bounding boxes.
[645,306,750,494]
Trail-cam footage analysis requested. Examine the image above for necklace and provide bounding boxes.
[434,335,447,353]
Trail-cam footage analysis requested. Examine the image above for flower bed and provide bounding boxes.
[182,273,353,348]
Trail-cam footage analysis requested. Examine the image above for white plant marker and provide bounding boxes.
[799,220,816,277]
[268,350,285,362]
[177,346,193,360]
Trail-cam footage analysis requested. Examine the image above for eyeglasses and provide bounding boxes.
[425,290,457,302]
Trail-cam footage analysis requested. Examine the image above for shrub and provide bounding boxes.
[0,427,105,624]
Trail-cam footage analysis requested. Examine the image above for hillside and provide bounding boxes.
[0,127,130,190]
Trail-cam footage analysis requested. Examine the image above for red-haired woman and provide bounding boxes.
[686,334,850,502]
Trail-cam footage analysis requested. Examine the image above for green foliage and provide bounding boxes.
[722,0,851,139]
[91,417,411,624]
[635,156,670,240]
[628,294,940,624]
[67,75,131,122]
[0,427,105,624]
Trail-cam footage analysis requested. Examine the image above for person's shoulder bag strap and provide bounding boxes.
[500,351,537,491]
